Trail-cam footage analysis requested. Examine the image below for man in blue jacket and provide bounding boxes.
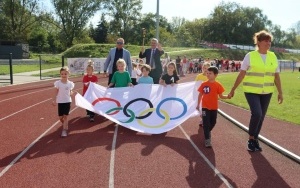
[104,38,132,86]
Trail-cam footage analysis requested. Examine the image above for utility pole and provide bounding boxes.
[156,0,159,40]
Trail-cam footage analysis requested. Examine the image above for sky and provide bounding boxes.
[44,0,299,31]
[137,0,299,31]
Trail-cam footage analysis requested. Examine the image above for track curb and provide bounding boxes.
[218,109,300,164]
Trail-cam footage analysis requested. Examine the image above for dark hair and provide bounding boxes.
[167,62,178,76]
[207,66,219,75]
[141,64,151,72]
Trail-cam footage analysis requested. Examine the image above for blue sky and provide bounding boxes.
[44,0,299,31]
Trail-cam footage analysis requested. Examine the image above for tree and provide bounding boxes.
[0,0,42,41]
[51,0,103,47]
[104,0,142,43]
[93,13,108,43]
[204,2,271,44]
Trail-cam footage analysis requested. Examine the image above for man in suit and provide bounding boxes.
[139,38,164,84]
[104,38,132,85]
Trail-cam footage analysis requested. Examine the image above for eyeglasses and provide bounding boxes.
[116,42,124,45]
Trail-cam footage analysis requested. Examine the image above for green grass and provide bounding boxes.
[218,71,300,125]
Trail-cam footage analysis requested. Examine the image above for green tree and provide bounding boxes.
[104,0,142,43]
[94,13,108,43]
[204,2,271,44]
[0,0,42,41]
[51,0,103,47]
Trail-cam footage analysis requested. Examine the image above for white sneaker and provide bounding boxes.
[61,129,68,137]
[205,139,212,148]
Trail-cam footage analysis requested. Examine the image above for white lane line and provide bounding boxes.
[0,82,53,93]
[0,107,79,177]
[109,124,119,188]
[179,125,234,188]
[0,88,53,103]
[0,98,52,121]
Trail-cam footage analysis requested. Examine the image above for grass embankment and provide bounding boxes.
[218,72,300,125]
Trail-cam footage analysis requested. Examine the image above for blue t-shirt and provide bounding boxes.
[138,76,154,84]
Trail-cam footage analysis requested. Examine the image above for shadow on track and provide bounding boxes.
[249,152,291,187]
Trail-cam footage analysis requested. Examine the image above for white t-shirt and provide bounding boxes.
[241,52,280,72]
[131,69,141,79]
[54,80,75,103]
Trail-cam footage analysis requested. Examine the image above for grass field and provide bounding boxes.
[218,71,300,125]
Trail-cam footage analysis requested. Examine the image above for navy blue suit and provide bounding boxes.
[139,48,164,84]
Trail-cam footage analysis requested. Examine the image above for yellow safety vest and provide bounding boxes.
[243,51,278,94]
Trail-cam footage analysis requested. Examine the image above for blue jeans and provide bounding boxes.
[244,93,272,139]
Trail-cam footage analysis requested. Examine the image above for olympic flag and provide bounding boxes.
[75,81,201,134]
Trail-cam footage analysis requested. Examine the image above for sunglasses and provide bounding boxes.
[117,42,124,45]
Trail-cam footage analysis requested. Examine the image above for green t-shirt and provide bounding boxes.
[111,71,132,87]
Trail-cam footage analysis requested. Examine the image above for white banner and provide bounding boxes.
[75,81,201,134]
[67,58,106,74]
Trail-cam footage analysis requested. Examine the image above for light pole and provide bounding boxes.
[156,0,159,40]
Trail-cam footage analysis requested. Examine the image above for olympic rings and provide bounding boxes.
[92,98,121,115]
[122,98,153,119]
[106,107,135,123]
[91,97,187,127]
[156,97,187,120]
[137,108,170,128]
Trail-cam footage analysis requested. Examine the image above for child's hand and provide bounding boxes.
[52,100,56,106]
[171,83,175,87]
[128,83,133,87]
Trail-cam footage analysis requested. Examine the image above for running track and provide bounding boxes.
[0,74,299,188]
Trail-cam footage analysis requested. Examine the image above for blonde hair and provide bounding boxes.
[60,66,69,73]
[86,59,94,70]
[202,62,210,68]
[116,58,126,68]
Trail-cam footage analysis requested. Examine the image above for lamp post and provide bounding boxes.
[156,0,159,40]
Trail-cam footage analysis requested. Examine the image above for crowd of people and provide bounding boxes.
[52,30,284,152]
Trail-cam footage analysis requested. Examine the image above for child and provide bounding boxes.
[131,62,141,85]
[159,62,180,86]
[108,59,133,88]
[82,61,98,122]
[138,64,154,84]
[196,66,230,147]
[195,62,211,127]
[52,66,75,137]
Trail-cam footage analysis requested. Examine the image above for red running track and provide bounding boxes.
[0,73,299,188]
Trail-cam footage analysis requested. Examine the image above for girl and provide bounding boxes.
[108,59,133,88]
[52,66,75,137]
[82,61,98,122]
[131,62,141,85]
[159,62,179,86]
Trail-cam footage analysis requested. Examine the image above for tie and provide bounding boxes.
[150,49,156,69]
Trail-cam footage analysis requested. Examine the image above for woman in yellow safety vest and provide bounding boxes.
[228,30,283,152]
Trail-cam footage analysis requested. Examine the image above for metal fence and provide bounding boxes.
[0,53,13,84]
[201,42,300,54]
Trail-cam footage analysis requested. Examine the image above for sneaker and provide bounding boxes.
[205,139,212,148]
[61,129,68,137]
[247,139,256,152]
[254,139,262,151]
[89,118,94,122]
